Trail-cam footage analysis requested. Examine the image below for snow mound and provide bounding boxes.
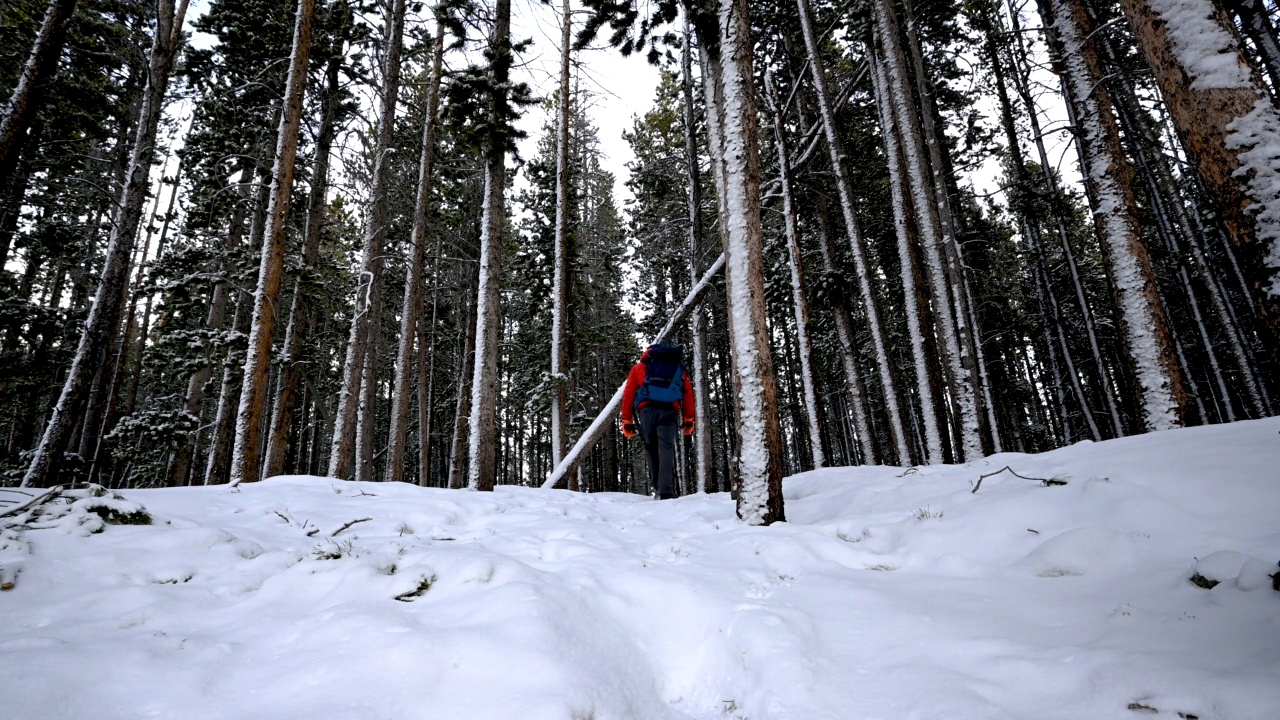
[2,418,1279,719]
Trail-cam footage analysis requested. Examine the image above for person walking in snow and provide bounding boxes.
[620,344,695,499]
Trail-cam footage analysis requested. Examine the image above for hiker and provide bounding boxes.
[620,344,695,499]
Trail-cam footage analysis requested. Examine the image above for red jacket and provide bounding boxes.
[621,348,695,423]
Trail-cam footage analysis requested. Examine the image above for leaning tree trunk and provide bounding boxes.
[22,0,190,488]
[1118,0,1280,347]
[229,0,317,486]
[692,0,785,525]
[386,12,445,484]
[0,0,78,197]
[1041,0,1187,431]
[328,0,407,481]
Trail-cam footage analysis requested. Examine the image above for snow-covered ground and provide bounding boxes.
[3,418,1278,719]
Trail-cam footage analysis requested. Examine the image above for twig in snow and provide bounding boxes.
[0,486,65,520]
[331,517,372,537]
[971,466,1068,494]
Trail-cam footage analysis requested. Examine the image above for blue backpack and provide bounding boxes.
[635,344,685,408]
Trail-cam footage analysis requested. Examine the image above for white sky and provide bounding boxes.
[509,0,662,204]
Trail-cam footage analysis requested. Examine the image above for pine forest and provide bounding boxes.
[4,0,1280,526]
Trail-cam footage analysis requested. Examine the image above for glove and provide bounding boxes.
[621,420,637,439]
[682,420,695,436]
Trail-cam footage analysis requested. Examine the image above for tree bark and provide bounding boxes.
[262,5,348,480]
[682,16,714,492]
[765,71,825,470]
[549,0,573,487]
[229,0,317,486]
[1118,0,1280,346]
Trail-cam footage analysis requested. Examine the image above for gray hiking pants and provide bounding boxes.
[638,404,679,498]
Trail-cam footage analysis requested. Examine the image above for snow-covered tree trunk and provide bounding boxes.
[795,0,910,466]
[550,0,574,489]
[229,0,316,487]
[766,71,825,470]
[386,16,445,485]
[682,16,713,493]
[262,12,347,481]
[1041,0,1187,431]
[1006,0,1124,438]
[694,0,785,524]
[0,0,78,197]
[868,45,943,464]
[22,0,190,488]
[467,0,513,492]
[328,0,407,481]
[875,0,980,462]
[901,0,992,457]
[1119,0,1280,347]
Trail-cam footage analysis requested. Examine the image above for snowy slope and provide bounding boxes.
[2,418,1278,720]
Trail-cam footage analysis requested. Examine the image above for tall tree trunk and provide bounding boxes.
[795,0,910,465]
[416,237,443,486]
[1118,0,1280,346]
[549,0,574,488]
[449,285,477,489]
[262,6,348,480]
[329,0,407,480]
[868,43,944,464]
[467,0,513,492]
[1041,0,1188,431]
[229,0,317,486]
[765,71,825,469]
[875,0,979,461]
[692,0,785,524]
[22,0,190,488]
[386,12,445,484]
[682,17,714,492]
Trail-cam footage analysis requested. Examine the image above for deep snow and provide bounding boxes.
[3,418,1279,719]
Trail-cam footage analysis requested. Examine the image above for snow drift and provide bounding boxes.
[3,418,1278,719]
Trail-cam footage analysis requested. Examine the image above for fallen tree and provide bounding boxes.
[542,252,725,490]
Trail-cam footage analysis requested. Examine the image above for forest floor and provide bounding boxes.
[2,418,1279,719]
